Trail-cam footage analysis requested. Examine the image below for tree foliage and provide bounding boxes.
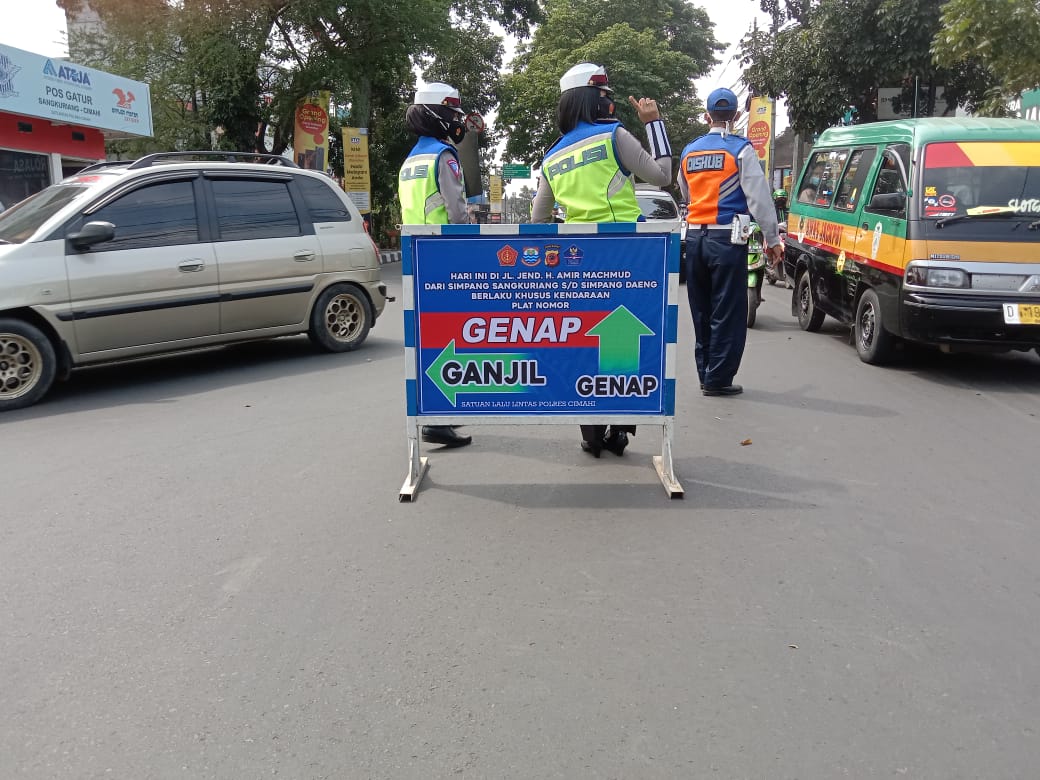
[740,0,998,135]
[497,0,722,168]
[933,0,1040,112]
[58,0,541,241]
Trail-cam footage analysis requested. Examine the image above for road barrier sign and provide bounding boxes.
[399,223,683,501]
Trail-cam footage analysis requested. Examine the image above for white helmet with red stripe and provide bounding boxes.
[413,82,465,115]
[559,63,613,94]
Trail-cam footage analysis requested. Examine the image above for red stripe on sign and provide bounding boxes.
[924,142,973,169]
[420,312,607,348]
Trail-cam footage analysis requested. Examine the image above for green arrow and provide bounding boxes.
[586,306,654,374]
[425,340,530,404]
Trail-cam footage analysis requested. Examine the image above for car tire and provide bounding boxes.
[796,271,825,332]
[854,288,895,365]
[747,285,758,329]
[0,318,57,412]
[308,283,373,353]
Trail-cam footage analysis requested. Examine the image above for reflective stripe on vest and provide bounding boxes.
[680,133,751,226]
[399,137,461,224]
[543,122,640,223]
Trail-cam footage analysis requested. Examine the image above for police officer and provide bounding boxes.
[532,62,672,457]
[399,82,472,447]
[677,87,782,397]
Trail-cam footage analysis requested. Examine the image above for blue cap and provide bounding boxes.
[706,87,738,113]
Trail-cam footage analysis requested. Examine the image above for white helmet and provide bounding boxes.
[413,82,464,114]
[559,62,613,94]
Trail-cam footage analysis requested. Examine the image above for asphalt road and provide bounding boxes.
[3,265,1039,779]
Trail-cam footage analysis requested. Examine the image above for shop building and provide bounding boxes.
[0,42,151,210]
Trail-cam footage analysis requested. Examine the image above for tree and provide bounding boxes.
[498,0,722,168]
[933,0,1040,113]
[740,0,998,135]
[59,0,542,243]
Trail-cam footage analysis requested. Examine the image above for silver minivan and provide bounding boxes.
[0,152,388,411]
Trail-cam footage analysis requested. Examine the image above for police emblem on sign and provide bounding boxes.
[544,244,560,267]
[497,245,518,266]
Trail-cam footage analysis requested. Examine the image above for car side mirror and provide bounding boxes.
[68,220,115,249]
[868,192,905,212]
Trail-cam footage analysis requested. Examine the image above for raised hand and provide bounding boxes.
[628,95,661,123]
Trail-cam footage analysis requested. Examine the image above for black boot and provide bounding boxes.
[580,439,603,458]
[422,425,472,448]
[603,429,629,456]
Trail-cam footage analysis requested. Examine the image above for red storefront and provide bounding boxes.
[0,42,152,210]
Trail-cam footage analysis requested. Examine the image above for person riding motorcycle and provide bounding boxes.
[773,188,788,222]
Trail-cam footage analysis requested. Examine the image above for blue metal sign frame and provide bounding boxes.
[400,223,683,500]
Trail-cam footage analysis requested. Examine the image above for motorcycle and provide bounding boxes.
[747,222,766,328]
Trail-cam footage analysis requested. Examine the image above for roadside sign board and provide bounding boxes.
[399,224,683,500]
[397,224,682,501]
[408,228,673,416]
[501,163,531,179]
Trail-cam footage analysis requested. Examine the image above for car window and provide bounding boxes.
[636,193,678,219]
[296,176,352,222]
[797,149,849,207]
[212,178,301,240]
[0,184,89,244]
[833,147,877,212]
[89,180,199,249]
[864,145,909,218]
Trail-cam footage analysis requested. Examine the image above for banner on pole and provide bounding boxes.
[748,96,775,176]
[341,127,371,213]
[489,174,504,214]
[292,91,330,171]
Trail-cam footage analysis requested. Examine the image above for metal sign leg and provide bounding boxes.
[399,421,429,502]
[653,420,684,499]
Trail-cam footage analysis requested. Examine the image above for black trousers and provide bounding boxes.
[684,230,748,388]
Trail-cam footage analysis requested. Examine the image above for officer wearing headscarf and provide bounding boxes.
[531,62,673,458]
[399,82,473,448]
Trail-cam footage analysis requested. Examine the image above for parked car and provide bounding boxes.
[635,183,685,281]
[784,118,1040,364]
[0,151,389,411]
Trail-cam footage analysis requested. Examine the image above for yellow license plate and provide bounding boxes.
[1003,303,1040,325]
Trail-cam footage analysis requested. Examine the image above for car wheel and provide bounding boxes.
[796,271,824,332]
[308,283,373,352]
[747,285,758,329]
[0,319,57,411]
[854,288,895,364]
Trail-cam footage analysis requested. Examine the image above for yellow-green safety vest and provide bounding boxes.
[399,137,462,225]
[542,121,640,223]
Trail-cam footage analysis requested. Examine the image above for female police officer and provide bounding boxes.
[399,82,472,448]
[531,63,673,457]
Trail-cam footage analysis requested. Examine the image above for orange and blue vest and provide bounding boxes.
[542,121,641,223]
[680,132,751,225]
[399,137,462,225]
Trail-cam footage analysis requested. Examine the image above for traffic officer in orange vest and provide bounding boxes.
[399,82,473,447]
[677,88,783,396]
[531,62,672,457]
